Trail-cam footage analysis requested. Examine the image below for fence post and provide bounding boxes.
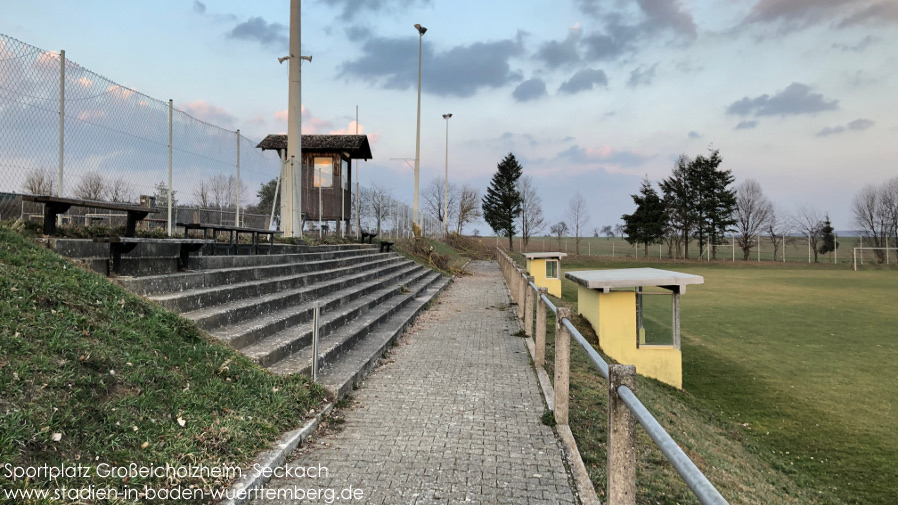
[235,130,241,226]
[535,287,547,367]
[517,269,526,320]
[167,99,173,236]
[608,364,637,505]
[312,302,320,382]
[524,276,534,336]
[554,307,571,425]
[57,49,65,198]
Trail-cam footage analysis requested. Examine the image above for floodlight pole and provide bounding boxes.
[285,0,304,238]
[413,24,427,228]
[442,113,452,236]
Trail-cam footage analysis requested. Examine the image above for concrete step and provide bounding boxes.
[187,245,378,271]
[149,255,402,313]
[219,265,432,357]
[314,276,452,399]
[266,270,444,375]
[120,248,384,296]
[186,260,420,334]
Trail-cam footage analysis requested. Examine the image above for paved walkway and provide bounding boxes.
[257,261,577,505]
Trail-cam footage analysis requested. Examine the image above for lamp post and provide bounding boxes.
[442,113,452,236]
[413,23,427,228]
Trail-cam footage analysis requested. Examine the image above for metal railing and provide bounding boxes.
[496,248,729,505]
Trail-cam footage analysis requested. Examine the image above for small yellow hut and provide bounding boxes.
[564,268,703,389]
[523,252,567,297]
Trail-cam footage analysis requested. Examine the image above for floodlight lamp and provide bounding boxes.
[443,113,452,119]
[414,24,427,35]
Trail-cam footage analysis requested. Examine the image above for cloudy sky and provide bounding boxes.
[2,0,896,231]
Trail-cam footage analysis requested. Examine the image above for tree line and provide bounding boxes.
[619,149,846,262]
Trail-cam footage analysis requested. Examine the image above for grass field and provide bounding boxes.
[490,235,898,266]
[531,254,898,504]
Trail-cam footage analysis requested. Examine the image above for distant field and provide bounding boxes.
[486,235,896,266]
[547,256,898,504]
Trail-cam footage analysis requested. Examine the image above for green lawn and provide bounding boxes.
[547,256,898,504]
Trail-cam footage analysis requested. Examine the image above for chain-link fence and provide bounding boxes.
[347,184,442,240]
[0,33,278,229]
[1,33,445,240]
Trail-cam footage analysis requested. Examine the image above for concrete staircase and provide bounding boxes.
[117,244,451,398]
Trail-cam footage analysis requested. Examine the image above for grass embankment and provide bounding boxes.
[510,250,896,504]
[0,226,325,502]
[392,235,482,276]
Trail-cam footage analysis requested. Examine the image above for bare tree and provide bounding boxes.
[600,225,614,239]
[550,221,569,249]
[884,177,898,248]
[23,168,56,195]
[614,223,625,240]
[422,177,458,232]
[455,184,482,234]
[734,179,772,260]
[852,183,891,262]
[74,171,106,201]
[517,176,545,247]
[765,205,791,261]
[566,192,590,254]
[365,183,392,235]
[791,204,825,263]
[105,176,133,203]
[193,181,211,208]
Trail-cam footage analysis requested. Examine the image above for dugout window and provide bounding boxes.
[545,260,559,279]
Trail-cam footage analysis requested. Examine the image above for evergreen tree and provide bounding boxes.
[482,153,524,250]
[819,214,837,257]
[257,178,280,220]
[661,150,736,260]
[622,177,666,255]
[695,150,736,259]
[660,155,697,259]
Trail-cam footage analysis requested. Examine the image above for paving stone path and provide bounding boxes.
[257,260,577,505]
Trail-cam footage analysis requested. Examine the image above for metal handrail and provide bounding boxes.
[617,385,728,505]
[499,249,729,505]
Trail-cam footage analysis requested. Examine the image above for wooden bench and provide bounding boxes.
[178,222,282,255]
[23,195,158,237]
[94,237,212,274]
[361,232,378,244]
[379,241,395,253]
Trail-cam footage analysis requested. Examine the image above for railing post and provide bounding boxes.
[312,302,320,382]
[554,307,571,425]
[517,269,526,320]
[535,287,547,367]
[524,276,534,336]
[608,364,637,505]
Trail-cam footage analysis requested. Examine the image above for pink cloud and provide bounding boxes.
[181,99,236,128]
[75,77,93,88]
[329,120,381,144]
[107,84,136,100]
[77,110,107,122]
[33,51,60,70]
[274,105,333,134]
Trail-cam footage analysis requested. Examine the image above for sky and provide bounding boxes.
[1,0,897,232]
